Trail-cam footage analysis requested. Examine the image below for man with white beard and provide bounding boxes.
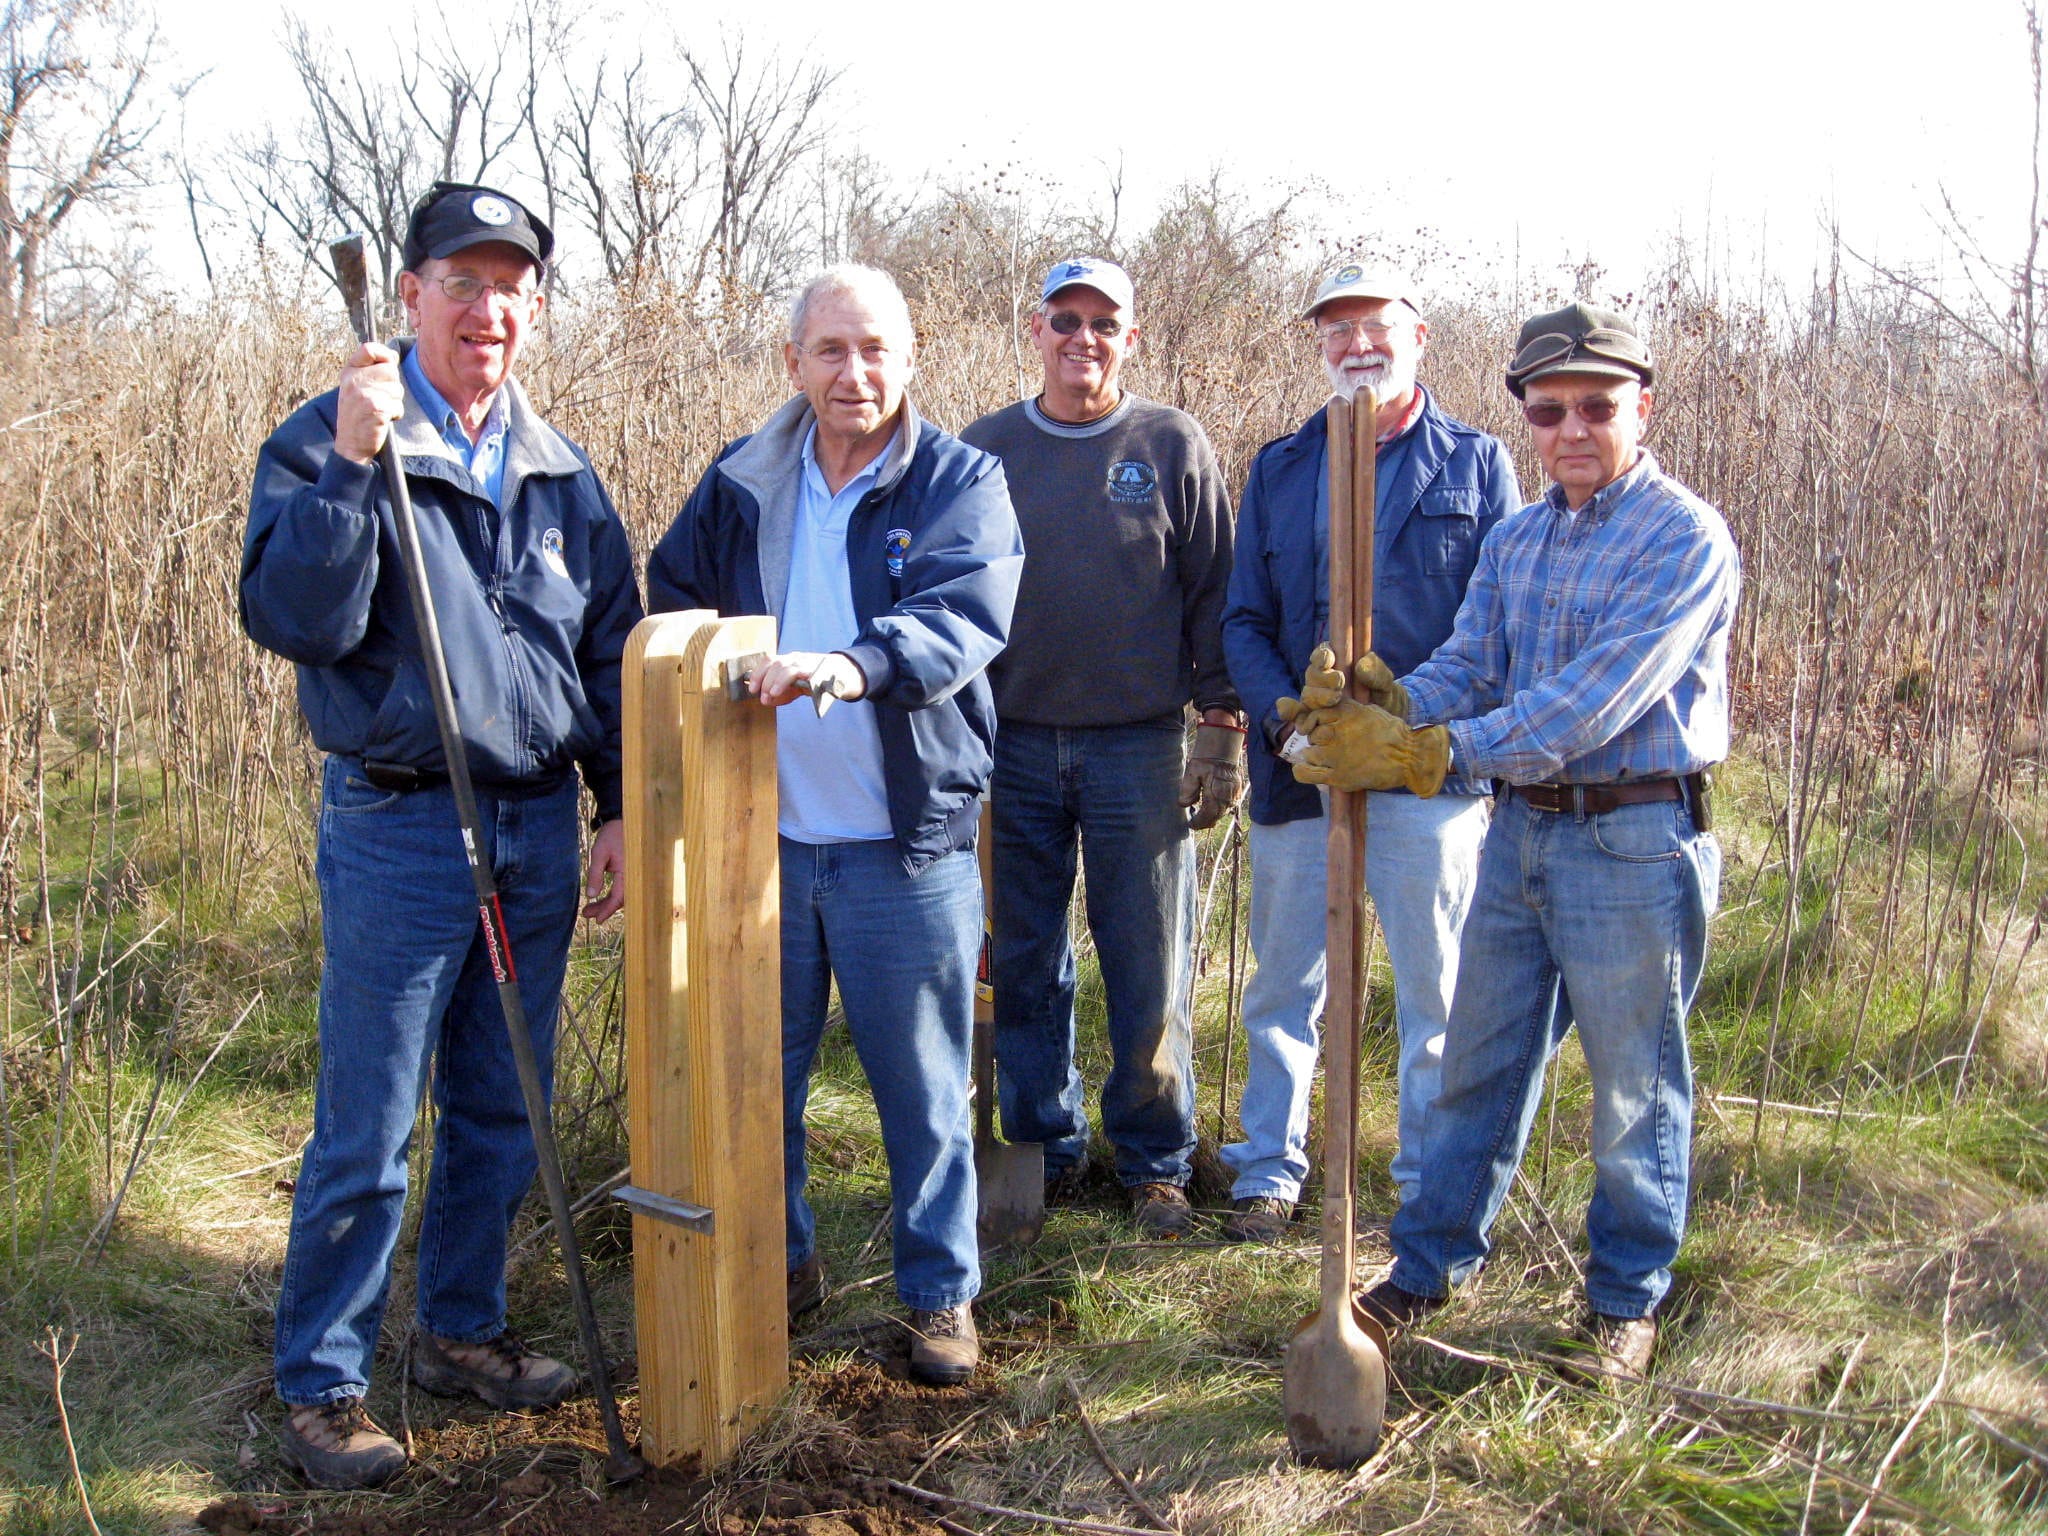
[1215,263,1520,1240]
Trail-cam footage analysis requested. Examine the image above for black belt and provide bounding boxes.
[361,759,448,793]
[1499,775,1702,817]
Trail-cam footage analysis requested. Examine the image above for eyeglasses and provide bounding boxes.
[1316,317,1403,348]
[425,274,534,305]
[1047,310,1125,338]
[1521,395,1626,428]
[796,341,894,368]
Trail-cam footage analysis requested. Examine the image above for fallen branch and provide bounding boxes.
[1064,1379,1178,1533]
[880,1476,1173,1536]
[40,1328,104,1536]
[1844,1248,1958,1536]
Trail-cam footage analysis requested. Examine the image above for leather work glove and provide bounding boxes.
[1291,699,1450,797]
[1294,644,1349,712]
[1178,720,1247,829]
[1352,651,1412,720]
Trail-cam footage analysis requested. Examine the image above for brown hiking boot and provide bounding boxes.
[788,1253,827,1321]
[1221,1195,1294,1243]
[1356,1278,1446,1337]
[1557,1311,1657,1387]
[905,1304,979,1386]
[279,1400,407,1490]
[411,1331,578,1411]
[1126,1181,1195,1238]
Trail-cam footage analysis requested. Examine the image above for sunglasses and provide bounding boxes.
[1522,395,1627,428]
[1047,310,1125,338]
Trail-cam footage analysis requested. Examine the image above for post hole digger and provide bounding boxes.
[1279,386,1390,1469]
[328,234,644,1483]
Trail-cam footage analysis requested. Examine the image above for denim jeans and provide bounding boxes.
[1389,794,1721,1319]
[1221,791,1489,1206]
[781,836,981,1311]
[990,718,1195,1186]
[273,757,581,1407]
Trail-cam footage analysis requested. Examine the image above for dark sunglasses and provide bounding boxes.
[1047,310,1125,338]
[1522,395,1625,428]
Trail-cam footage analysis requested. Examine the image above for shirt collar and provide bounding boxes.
[801,422,897,499]
[1375,387,1427,445]
[1544,448,1661,520]
[402,348,507,455]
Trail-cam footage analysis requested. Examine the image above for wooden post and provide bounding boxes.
[622,609,787,1468]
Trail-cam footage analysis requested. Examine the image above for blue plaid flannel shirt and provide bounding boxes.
[1402,450,1740,786]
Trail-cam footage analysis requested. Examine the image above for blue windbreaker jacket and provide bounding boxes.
[1221,387,1521,824]
[240,349,644,820]
[646,395,1023,875]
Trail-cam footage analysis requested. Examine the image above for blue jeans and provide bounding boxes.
[274,757,581,1407]
[781,836,981,1311]
[1222,791,1489,1205]
[1389,794,1721,1319]
[991,719,1195,1186]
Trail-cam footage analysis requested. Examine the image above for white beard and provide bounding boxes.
[1325,352,1415,407]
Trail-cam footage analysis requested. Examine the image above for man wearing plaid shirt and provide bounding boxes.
[1284,301,1739,1384]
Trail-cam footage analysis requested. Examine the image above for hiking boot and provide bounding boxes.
[1126,1181,1195,1238]
[411,1331,578,1411]
[1356,1278,1446,1337]
[1558,1311,1657,1387]
[905,1304,979,1386]
[279,1400,406,1490]
[1221,1195,1294,1243]
[788,1253,827,1321]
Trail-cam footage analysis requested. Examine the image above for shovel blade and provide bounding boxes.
[975,1139,1045,1251]
[1282,1301,1388,1468]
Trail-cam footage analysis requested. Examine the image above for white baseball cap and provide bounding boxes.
[1302,262,1418,321]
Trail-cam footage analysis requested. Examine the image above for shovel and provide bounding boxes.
[1282,388,1389,1469]
[974,800,1045,1249]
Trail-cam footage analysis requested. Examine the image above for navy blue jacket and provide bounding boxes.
[240,352,644,821]
[1221,387,1521,824]
[646,396,1023,875]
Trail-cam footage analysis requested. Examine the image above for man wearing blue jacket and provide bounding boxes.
[1217,264,1520,1241]
[242,183,643,1488]
[647,264,1022,1387]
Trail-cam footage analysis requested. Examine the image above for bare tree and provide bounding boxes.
[552,50,703,285]
[0,0,162,330]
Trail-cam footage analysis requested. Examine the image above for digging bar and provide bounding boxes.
[328,235,644,1482]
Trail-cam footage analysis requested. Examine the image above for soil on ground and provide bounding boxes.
[194,1336,990,1536]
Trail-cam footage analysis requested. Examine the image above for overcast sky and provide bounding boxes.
[154,0,2037,297]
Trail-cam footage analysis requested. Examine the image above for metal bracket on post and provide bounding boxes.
[613,1185,716,1234]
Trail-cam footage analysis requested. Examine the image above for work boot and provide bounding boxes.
[1557,1311,1657,1387]
[905,1304,980,1386]
[788,1253,827,1321]
[1221,1195,1293,1243]
[1356,1278,1445,1338]
[279,1400,407,1490]
[411,1331,578,1411]
[1126,1181,1195,1238]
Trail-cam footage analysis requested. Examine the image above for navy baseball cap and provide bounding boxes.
[1041,256,1135,312]
[402,182,554,276]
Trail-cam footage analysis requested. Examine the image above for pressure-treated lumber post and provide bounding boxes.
[622,609,786,1467]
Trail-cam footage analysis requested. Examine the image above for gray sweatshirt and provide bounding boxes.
[961,394,1237,728]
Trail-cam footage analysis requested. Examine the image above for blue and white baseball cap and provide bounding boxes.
[1041,256,1135,312]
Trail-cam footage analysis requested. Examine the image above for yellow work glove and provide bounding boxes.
[1178,721,1247,830]
[1291,699,1450,797]
[1353,651,1412,720]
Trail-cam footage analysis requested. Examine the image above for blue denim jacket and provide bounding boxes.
[647,395,1024,875]
[1220,387,1521,824]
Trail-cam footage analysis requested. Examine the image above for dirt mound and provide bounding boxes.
[196,1359,985,1536]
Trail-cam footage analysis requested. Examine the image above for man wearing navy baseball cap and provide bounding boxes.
[962,257,1239,1237]
[243,180,642,1486]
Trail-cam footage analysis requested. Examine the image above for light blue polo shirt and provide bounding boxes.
[403,349,509,509]
[777,426,895,844]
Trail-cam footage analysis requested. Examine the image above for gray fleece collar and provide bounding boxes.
[387,338,583,500]
[718,393,925,618]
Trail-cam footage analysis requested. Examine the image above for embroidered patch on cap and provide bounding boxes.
[1334,263,1362,284]
[1106,461,1158,503]
[885,528,911,577]
[541,527,569,578]
[471,194,513,226]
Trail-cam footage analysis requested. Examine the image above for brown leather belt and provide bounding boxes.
[1501,778,1685,815]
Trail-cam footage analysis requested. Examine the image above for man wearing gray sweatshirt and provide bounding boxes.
[962,258,1241,1237]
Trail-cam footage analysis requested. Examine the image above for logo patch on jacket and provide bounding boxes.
[540,527,569,578]
[885,527,911,577]
[1107,461,1158,503]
